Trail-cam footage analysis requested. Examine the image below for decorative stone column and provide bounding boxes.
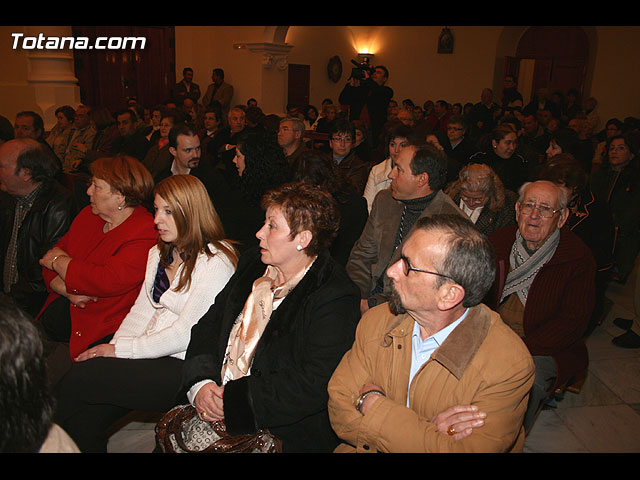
[23,26,80,130]
[235,42,294,115]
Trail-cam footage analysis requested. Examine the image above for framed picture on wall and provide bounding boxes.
[438,27,454,54]
[327,56,342,83]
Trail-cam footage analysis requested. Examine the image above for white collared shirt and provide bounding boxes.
[170,159,190,176]
[459,199,484,224]
[407,308,469,406]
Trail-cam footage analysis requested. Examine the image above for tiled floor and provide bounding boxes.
[106,411,159,453]
[106,260,640,453]
[524,258,640,453]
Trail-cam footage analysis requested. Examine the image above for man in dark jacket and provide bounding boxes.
[339,64,393,146]
[172,67,201,104]
[110,110,150,162]
[468,88,500,142]
[328,119,370,195]
[0,138,77,317]
[439,114,479,183]
[277,117,307,167]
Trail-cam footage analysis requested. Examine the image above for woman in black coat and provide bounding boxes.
[177,182,361,453]
[468,124,528,193]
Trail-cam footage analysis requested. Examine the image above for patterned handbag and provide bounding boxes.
[155,404,281,453]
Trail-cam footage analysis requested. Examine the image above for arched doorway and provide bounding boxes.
[503,26,590,106]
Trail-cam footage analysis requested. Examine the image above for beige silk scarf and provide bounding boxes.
[221,260,314,384]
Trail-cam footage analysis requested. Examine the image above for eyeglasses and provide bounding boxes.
[460,192,487,207]
[331,136,353,143]
[519,202,562,218]
[400,255,453,280]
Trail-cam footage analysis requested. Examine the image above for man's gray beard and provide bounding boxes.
[389,284,407,315]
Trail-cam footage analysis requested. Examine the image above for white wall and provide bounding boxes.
[588,26,640,128]
[2,26,639,130]
[174,26,265,112]
[282,26,504,110]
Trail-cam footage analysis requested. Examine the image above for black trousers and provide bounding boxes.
[54,356,184,453]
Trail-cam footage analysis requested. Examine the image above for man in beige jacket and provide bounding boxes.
[202,68,234,120]
[328,214,535,453]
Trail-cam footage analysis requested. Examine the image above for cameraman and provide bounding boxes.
[339,64,393,147]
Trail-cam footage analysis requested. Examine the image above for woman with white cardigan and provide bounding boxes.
[53,175,238,453]
[363,124,415,211]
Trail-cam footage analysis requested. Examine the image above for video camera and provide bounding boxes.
[350,58,375,80]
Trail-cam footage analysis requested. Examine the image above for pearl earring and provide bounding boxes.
[296,245,303,251]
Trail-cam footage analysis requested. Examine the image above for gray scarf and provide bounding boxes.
[500,228,560,305]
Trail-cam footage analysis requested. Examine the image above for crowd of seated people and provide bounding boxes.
[1,72,639,453]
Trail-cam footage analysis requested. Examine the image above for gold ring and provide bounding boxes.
[201,411,206,418]
[447,425,456,436]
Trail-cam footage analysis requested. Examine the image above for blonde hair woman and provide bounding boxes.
[153,174,238,293]
[54,174,238,453]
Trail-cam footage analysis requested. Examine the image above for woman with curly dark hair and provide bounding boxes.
[229,130,291,251]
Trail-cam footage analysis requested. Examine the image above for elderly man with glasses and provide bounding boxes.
[485,180,596,433]
[329,214,535,452]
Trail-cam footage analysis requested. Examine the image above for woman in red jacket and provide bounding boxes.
[38,155,157,385]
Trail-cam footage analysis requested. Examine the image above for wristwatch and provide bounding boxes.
[355,390,385,414]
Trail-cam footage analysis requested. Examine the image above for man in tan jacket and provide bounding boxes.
[328,214,535,453]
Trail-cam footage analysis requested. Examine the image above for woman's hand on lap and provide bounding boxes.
[75,343,116,362]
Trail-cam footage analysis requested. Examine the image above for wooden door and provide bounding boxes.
[287,64,310,109]
[503,56,521,81]
[547,59,587,97]
[514,26,589,99]
[531,59,553,95]
[72,26,175,111]
[128,26,175,108]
